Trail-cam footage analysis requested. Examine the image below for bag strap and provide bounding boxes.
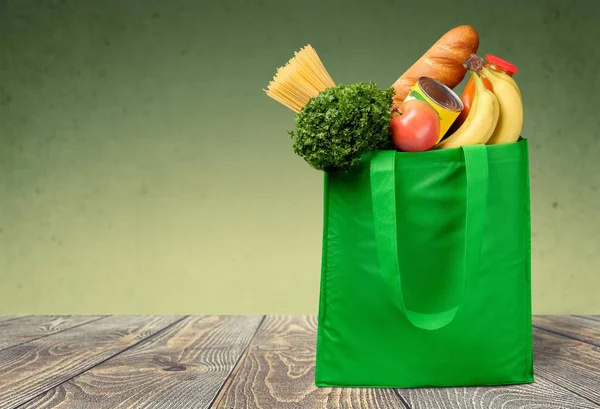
[370,145,488,331]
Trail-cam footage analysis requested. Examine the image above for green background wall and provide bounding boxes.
[1,0,598,314]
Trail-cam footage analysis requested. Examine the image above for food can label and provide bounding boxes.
[405,87,461,143]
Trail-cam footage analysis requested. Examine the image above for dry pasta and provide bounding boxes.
[264,45,335,113]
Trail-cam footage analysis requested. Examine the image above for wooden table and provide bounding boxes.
[0,315,598,408]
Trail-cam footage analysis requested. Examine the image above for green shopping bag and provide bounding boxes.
[314,138,534,388]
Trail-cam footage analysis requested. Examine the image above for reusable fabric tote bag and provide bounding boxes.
[314,138,534,388]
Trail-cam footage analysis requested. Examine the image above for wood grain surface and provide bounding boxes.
[213,315,408,409]
[0,316,26,324]
[534,315,600,347]
[19,315,262,409]
[0,315,182,409]
[0,315,104,351]
[0,315,598,409]
[533,324,600,405]
[404,374,599,409]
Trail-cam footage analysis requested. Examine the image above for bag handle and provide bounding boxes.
[370,145,488,331]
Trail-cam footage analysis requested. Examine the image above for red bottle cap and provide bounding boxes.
[485,54,518,74]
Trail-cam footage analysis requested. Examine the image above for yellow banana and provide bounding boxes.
[435,71,499,150]
[482,67,523,145]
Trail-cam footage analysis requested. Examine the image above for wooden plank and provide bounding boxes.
[0,315,104,351]
[0,316,27,324]
[533,315,600,346]
[19,315,262,409]
[0,315,182,409]
[213,315,407,409]
[576,315,600,323]
[403,375,598,409]
[533,326,600,405]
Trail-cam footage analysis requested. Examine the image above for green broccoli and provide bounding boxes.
[289,82,395,172]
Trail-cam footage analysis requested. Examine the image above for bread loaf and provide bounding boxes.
[392,25,480,106]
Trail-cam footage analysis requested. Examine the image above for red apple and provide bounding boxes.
[389,99,440,152]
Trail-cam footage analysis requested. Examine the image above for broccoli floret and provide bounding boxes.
[289,82,395,172]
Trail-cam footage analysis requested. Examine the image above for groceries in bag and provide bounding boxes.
[263,25,524,172]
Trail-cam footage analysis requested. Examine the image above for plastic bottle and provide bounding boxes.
[452,54,518,131]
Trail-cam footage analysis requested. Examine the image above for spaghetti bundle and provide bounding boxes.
[264,45,336,113]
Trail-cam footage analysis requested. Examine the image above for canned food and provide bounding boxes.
[404,77,464,143]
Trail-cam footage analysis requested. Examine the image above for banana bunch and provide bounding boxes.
[435,71,499,149]
[435,57,523,149]
[482,67,523,145]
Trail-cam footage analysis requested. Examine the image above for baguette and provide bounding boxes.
[392,25,480,106]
